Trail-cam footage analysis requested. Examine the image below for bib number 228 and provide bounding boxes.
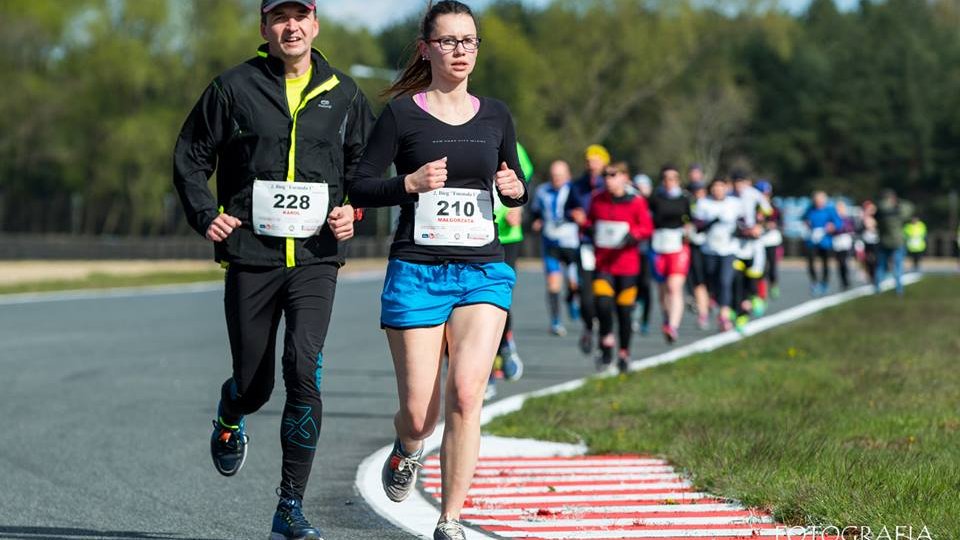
[273,194,312,210]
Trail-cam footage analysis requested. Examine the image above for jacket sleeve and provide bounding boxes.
[346,104,418,208]
[341,85,376,205]
[173,79,230,238]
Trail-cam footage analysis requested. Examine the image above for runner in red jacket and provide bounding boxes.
[585,161,654,374]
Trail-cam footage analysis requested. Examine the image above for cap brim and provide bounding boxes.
[262,1,315,13]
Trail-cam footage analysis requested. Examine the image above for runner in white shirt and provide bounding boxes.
[692,177,744,332]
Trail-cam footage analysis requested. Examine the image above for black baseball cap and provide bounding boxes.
[261,0,316,13]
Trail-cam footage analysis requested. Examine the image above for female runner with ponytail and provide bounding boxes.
[348,2,527,538]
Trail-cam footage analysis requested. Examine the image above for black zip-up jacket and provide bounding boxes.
[173,45,374,267]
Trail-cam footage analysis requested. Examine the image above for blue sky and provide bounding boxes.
[318,0,862,31]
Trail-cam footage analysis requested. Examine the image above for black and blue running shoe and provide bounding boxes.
[210,407,248,477]
[271,495,323,540]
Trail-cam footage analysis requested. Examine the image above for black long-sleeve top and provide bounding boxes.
[348,96,528,263]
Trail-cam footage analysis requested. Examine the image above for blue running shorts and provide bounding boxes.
[380,259,517,330]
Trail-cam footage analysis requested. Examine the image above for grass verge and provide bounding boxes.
[0,270,224,295]
[487,276,960,537]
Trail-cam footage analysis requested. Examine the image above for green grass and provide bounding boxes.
[0,270,224,295]
[487,276,960,537]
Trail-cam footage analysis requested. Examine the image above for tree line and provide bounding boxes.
[1,0,957,236]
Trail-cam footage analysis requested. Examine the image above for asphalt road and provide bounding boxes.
[0,266,820,540]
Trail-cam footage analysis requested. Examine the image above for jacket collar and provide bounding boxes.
[256,44,334,89]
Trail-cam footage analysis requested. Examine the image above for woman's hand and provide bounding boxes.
[404,157,447,194]
[495,162,525,200]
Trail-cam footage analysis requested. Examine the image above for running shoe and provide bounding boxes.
[771,285,780,300]
[501,352,524,382]
[210,408,248,477]
[640,323,650,336]
[381,439,423,503]
[697,314,710,331]
[751,297,766,318]
[271,494,323,540]
[484,380,497,401]
[492,354,504,380]
[595,347,614,372]
[662,324,678,344]
[550,321,568,337]
[616,349,631,375]
[579,331,593,355]
[718,315,734,333]
[810,283,821,297]
[434,519,466,540]
[568,301,581,322]
[735,314,750,334]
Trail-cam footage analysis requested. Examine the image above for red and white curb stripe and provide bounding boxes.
[356,275,920,539]
[421,450,840,539]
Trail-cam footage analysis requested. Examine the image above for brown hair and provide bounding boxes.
[382,1,477,99]
[606,161,631,177]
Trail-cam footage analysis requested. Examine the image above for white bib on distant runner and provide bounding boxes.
[544,222,580,248]
[761,229,783,248]
[252,180,329,238]
[579,244,596,272]
[594,220,630,249]
[652,228,684,254]
[833,233,853,252]
[414,188,495,247]
[810,227,826,244]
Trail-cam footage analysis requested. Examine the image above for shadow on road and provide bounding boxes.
[0,526,228,540]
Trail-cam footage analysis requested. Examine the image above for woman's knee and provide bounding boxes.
[398,405,439,440]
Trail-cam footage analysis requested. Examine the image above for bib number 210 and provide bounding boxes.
[273,194,311,210]
[437,200,475,217]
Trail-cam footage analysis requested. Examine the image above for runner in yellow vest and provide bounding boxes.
[903,217,927,271]
[487,142,534,400]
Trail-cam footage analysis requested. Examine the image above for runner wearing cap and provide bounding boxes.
[173,1,372,538]
[565,144,611,356]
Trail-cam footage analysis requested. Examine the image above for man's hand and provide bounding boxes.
[570,208,587,227]
[328,205,355,241]
[206,213,242,243]
[495,162,525,200]
[532,219,543,233]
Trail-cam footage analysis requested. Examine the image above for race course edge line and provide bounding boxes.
[354,273,923,540]
[0,269,385,306]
